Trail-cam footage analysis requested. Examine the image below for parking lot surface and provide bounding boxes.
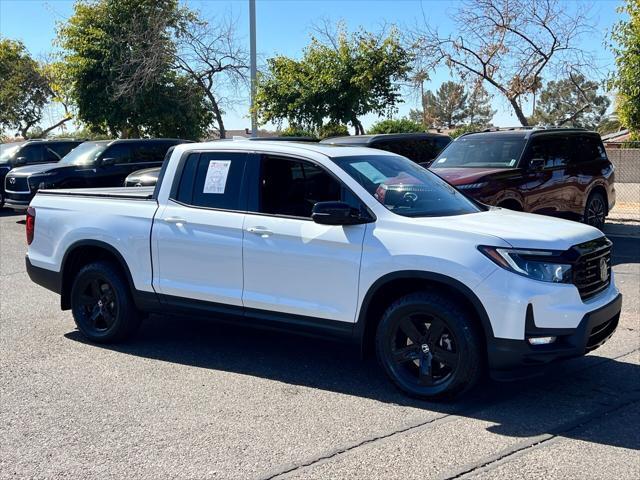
[1,209,638,479]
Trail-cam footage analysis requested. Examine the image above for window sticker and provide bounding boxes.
[509,159,516,166]
[203,160,231,194]
[436,157,447,164]
[351,162,387,183]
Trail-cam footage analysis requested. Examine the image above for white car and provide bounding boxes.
[25,141,621,399]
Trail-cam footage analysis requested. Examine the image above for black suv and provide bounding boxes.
[320,132,452,166]
[0,139,83,208]
[4,138,188,209]
[430,128,616,229]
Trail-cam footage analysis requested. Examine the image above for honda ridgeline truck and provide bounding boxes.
[25,141,621,399]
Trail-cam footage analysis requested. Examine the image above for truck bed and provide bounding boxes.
[37,186,155,200]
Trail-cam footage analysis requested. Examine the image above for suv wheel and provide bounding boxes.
[70,261,141,343]
[375,292,484,400]
[584,192,606,230]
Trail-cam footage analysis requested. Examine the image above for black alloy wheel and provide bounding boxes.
[584,192,606,230]
[71,261,140,342]
[376,292,484,400]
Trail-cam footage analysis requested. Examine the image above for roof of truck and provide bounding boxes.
[179,139,400,159]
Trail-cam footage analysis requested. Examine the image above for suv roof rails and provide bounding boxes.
[24,137,87,142]
[480,126,588,133]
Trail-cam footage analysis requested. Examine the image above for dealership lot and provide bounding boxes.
[1,209,638,479]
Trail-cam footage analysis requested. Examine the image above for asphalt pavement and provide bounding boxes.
[1,209,638,480]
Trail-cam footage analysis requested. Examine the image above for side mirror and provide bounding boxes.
[528,158,545,171]
[101,157,116,166]
[311,201,369,226]
[13,156,27,166]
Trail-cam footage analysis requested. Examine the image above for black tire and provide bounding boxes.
[0,191,4,209]
[584,191,607,230]
[375,291,484,400]
[70,261,141,343]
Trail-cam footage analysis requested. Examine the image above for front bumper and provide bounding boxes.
[488,293,622,380]
[4,191,33,210]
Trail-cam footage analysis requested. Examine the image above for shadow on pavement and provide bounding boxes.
[64,310,640,452]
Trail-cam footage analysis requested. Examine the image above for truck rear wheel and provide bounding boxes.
[375,292,484,400]
[70,261,140,343]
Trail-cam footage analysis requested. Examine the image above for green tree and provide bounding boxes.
[57,0,211,139]
[450,124,481,139]
[255,25,412,135]
[532,74,610,128]
[465,84,495,127]
[0,39,52,138]
[318,122,349,139]
[369,118,423,134]
[609,0,640,137]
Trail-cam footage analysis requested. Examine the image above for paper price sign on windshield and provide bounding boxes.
[203,160,231,194]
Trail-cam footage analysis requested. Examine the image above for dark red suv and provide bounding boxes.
[430,128,616,229]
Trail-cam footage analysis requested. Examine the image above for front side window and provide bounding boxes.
[335,154,481,217]
[20,144,43,164]
[256,156,345,218]
[173,152,247,210]
[103,144,132,164]
[432,135,526,168]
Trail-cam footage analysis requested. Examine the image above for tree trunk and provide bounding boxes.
[208,93,225,139]
[352,118,365,135]
[509,97,529,126]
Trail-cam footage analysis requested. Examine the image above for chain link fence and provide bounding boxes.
[606,142,640,219]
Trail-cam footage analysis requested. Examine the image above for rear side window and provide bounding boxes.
[133,143,168,163]
[49,142,79,159]
[103,144,132,164]
[374,138,452,164]
[173,152,247,210]
[574,136,608,163]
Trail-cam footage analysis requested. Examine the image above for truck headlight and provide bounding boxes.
[478,246,572,283]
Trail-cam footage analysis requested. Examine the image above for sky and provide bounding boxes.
[0,0,624,134]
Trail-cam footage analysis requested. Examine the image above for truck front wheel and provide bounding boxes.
[70,261,141,343]
[375,292,484,400]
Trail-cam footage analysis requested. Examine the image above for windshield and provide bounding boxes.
[334,155,481,217]
[432,135,526,168]
[58,141,107,166]
[0,143,23,163]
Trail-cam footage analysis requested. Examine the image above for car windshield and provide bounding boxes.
[432,135,526,168]
[58,142,107,166]
[334,155,481,217]
[0,143,23,162]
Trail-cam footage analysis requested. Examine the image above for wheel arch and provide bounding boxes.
[354,271,494,357]
[60,240,136,310]
[586,183,609,214]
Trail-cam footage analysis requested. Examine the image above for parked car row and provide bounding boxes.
[2,128,615,229]
[2,139,187,209]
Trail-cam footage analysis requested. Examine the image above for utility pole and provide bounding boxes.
[249,0,257,137]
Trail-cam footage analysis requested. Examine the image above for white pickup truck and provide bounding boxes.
[25,141,622,399]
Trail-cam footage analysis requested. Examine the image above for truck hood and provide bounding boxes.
[430,167,510,186]
[415,208,603,250]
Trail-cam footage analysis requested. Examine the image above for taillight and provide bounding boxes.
[26,207,35,245]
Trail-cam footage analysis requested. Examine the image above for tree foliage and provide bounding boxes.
[0,39,52,138]
[410,81,494,129]
[57,0,211,139]
[609,0,640,137]
[369,118,424,134]
[413,0,597,126]
[532,74,610,128]
[255,25,412,134]
[450,124,482,138]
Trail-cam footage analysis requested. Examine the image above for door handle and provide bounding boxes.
[246,226,272,237]
[164,217,187,225]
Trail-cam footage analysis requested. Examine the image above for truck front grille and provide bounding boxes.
[5,176,30,193]
[572,238,612,301]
